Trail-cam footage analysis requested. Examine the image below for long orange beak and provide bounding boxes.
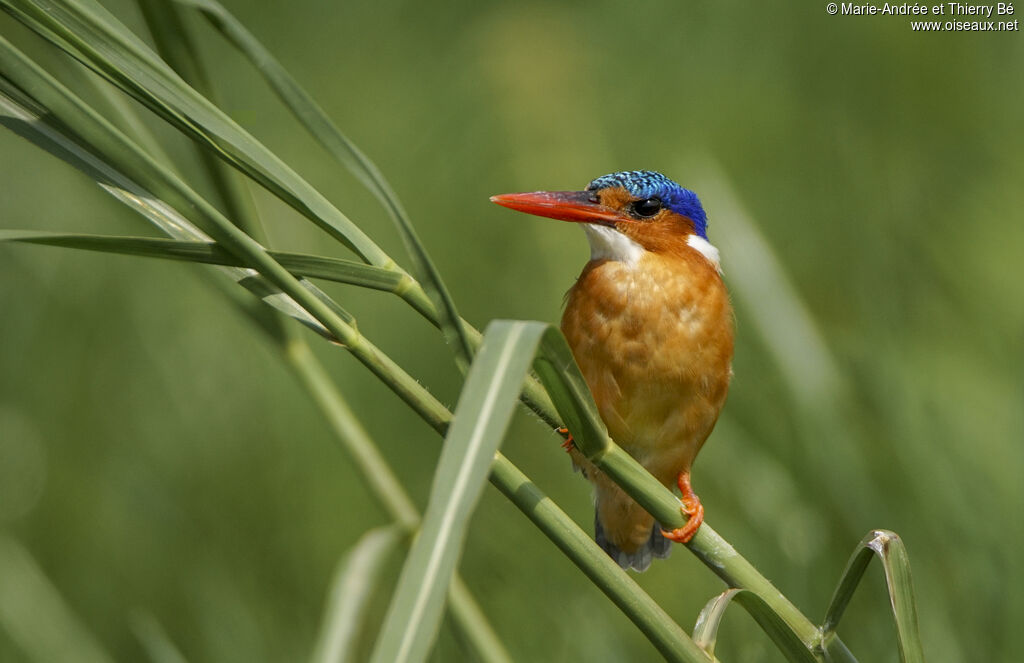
[489,191,622,226]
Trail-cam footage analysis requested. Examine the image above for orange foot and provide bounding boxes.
[557,427,575,452]
[661,471,704,544]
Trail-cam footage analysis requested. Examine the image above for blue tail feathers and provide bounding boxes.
[594,512,672,572]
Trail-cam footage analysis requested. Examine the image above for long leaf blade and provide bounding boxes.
[821,530,924,663]
[0,231,407,293]
[369,321,541,663]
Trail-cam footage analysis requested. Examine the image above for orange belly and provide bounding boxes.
[562,248,733,553]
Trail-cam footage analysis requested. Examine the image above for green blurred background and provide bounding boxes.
[1,1,1022,661]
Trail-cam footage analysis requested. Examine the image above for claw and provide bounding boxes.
[557,426,575,452]
[660,471,704,544]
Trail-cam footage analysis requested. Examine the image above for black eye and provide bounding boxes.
[630,198,662,218]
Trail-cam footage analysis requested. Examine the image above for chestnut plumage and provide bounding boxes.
[492,170,733,571]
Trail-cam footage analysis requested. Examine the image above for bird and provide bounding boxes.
[490,170,733,571]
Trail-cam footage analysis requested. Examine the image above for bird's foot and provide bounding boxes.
[557,426,575,452]
[661,472,704,544]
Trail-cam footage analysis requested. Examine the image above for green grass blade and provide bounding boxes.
[445,579,512,663]
[0,536,115,663]
[821,530,924,663]
[312,526,404,663]
[693,164,845,406]
[693,589,817,662]
[0,231,410,293]
[693,162,876,526]
[174,0,473,368]
[723,590,818,663]
[2,0,393,267]
[369,321,545,663]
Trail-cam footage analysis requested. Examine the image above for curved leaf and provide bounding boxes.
[693,588,817,662]
[820,530,924,663]
[693,588,740,656]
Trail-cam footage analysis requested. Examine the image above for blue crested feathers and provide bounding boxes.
[586,170,708,238]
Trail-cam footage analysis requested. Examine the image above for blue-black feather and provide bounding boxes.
[594,511,673,572]
[586,170,708,238]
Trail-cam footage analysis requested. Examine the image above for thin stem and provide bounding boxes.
[343,333,452,434]
[447,578,514,663]
[284,337,420,528]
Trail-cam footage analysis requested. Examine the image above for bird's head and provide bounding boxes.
[491,170,717,266]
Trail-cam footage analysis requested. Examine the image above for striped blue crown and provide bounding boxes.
[586,170,708,238]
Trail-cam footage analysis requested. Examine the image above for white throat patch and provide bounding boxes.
[687,234,721,271]
[582,225,645,265]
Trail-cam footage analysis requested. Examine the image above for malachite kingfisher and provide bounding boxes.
[491,170,734,571]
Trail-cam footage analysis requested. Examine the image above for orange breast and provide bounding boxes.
[561,247,733,485]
